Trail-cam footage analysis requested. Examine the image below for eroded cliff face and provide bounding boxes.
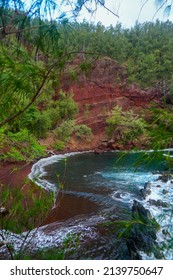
[61,57,161,149]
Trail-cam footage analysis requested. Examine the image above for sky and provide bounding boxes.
[24,0,173,28]
[77,0,173,28]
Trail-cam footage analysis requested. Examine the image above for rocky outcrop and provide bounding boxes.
[148,199,169,208]
[100,200,162,260]
[140,182,152,199]
[119,200,161,259]
[157,173,173,183]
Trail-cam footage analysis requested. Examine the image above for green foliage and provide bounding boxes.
[62,232,80,258]
[0,129,46,162]
[66,67,78,81]
[170,77,173,97]
[0,85,79,160]
[61,20,173,88]
[74,124,93,141]
[106,105,173,150]
[0,183,54,259]
[58,91,78,119]
[45,106,61,128]
[24,248,65,260]
[54,121,93,144]
[54,140,65,151]
[29,111,52,139]
[0,186,54,233]
[79,61,92,76]
[5,147,26,161]
[54,120,75,143]
[106,104,173,150]
[147,106,173,149]
[106,106,149,145]
[0,42,46,126]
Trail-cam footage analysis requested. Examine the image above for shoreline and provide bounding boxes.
[1,149,173,259]
[0,147,94,189]
[1,146,172,189]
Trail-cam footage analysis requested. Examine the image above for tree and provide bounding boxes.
[0,0,119,129]
[0,0,172,129]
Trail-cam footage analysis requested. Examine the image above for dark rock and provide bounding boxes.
[130,200,160,258]
[140,182,152,199]
[94,149,104,154]
[144,182,152,188]
[114,240,142,260]
[156,185,161,188]
[114,192,122,199]
[47,150,55,155]
[116,200,161,259]
[157,174,172,183]
[162,229,170,236]
[132,200,152,222]
[148,199,169,208]
[162,189,168,195]
[108,139,115,145]
[0,207,9,217]
[98,143,108,150]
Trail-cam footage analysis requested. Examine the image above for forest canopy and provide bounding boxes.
[0,0,173,161]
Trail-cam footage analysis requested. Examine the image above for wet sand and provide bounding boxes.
[0,160,98,225]
[0,161,32,188]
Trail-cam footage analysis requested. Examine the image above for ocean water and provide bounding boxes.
[1,150,173,259]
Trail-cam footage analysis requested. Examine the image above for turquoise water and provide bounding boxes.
[39,151,165,219]
[2,150,172,259]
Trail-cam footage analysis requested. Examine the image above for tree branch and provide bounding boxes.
[0,51,98,128]
[98,0,119,18]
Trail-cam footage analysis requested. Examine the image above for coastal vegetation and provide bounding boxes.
[1,1,173,158]
[1,17,173,159]
[1,0,173,260]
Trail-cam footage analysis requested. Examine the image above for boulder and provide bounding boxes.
[140,182,152,199]
[94,149,104,154]
[129,200,161,258]
[148,199,169,208]
[132,200,153,222]
[0,207,9,217]
[162,189,168,195]
[157,173,172,183]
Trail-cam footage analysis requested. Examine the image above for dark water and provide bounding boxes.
[41,151,166,222]
[2,150,173,259]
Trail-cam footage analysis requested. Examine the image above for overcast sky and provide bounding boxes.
[77,0,173,28]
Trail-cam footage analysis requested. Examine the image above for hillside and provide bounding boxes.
[56,56,162,151]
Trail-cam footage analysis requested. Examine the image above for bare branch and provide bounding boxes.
[137,0,149,21]
[152,0,168,19]
[97,0,119,18]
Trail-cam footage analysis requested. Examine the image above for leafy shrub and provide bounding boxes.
[74,124,93,141]
[106,106,149,145]
[30,111,52,139]
[7,129,32,142]
[79,61,92,76]
[0,129,46,162]
[46,107,61,128]
[58,91,78,119]
[0,185,54,233]
[146,107,173,148]
[53,120,75,143]
[5,147,25,161]
[54,140,65,151]
[66,67,78,81]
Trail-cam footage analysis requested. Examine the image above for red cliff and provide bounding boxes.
[61,57,161,141]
